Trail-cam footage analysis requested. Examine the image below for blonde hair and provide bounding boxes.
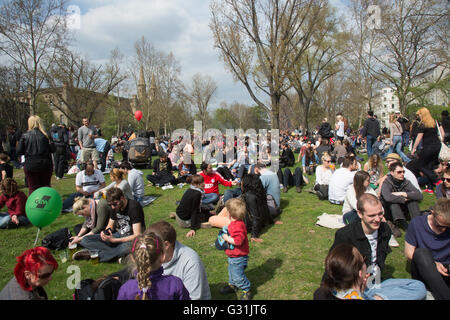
[225,197,247,221]
[27,115,48,138]
[131,232,164,300]
[334,140,342,146]
[72,197,90,215]
[417,107,436,128]
[109,168,124,181]
[321,152,331,163]
[389,113,397,123]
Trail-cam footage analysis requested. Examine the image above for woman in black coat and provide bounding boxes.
[16,116,55,195]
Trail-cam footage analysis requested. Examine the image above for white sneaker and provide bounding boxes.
[389,235,399,247]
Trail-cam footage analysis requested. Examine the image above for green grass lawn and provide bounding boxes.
[0,154,436,300]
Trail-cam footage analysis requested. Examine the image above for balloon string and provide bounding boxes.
[34,228,41,247]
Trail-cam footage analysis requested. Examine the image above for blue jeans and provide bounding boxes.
[223,188,242,204]
[364,278,426,300]
[80,232,133,262]
[202,193,219,205]
[0,213,30,228]
[366,135,376,156]
[228,255,250,292]
[389,135,410,162]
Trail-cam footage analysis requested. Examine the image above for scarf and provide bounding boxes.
[333,289,364,300]
[85,199,97,229]
[190,185,205,198]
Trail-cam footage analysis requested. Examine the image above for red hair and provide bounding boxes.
[14,247,58,291]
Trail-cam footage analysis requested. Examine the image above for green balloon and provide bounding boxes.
[26,187,62,228]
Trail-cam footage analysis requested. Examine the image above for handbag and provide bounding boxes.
[436,121,450,161]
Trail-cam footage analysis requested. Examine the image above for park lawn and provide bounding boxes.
[0,154,436,300]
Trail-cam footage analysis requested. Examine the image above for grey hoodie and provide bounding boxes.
[162,241,211,300]
[127,169,145,198]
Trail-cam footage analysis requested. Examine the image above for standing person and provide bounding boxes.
[335,115,345,142]
[94,137,111,172]
[0,247,58,300]
[388,113,410,163]
[74,188,145,263]
[318,118,333,143]
[50,123,69,180]
[0,178,30,229]
[219,198,252,300]
[324,193,426,300]
[441,110,450,145]
[0,153,13,182]
[411,107,445,192]
[68,126,79,155]
[77,117,99,169]
[396,111,410,150]
[404,198,450,300]
[145,220,212,300]
[16,115,56,195]
[362,110,381,157]
[117,232,190,300]
[6,125,22,168]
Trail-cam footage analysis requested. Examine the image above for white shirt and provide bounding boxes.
[75,169,105,193]
[337,121,345,137]
[405,168,421,193]
[365,230,381,283]
[315,165,334,185]
[342,185,377,214]
[328,168,356,202]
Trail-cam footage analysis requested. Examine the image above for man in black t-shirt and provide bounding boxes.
[75,188,145,262]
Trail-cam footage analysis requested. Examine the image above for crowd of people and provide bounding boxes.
[0,107,449,300]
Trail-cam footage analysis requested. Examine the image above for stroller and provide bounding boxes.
[127,137,152,168]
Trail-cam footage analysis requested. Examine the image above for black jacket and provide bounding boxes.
[363,118,380,138]
[176,188,203,230]
[280,147,295,167]
[318,122,333,139]
[152,158,173,174]
[243,192,273,238]
[17,129,55,171]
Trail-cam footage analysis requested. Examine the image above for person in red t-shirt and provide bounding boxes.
[219,198,251,300]
[199,162,237,206]
[0,178,30,229]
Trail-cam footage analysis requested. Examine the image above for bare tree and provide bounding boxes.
[0,0,71,115]
[210,0,324,129]
[185,73,217,132]
[368,0,448,114]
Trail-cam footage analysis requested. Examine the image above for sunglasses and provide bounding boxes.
[323,160,331,163]
[395,170,405,174]
[443,178,450,183]
[37,271,53,279]
[433,215,449,230]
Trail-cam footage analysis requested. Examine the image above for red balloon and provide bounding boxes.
[134,110,143,121]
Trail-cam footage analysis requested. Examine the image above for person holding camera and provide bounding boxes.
[404,198,450,300]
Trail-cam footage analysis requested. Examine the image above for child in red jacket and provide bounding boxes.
[220,198,251,300]
[0,178,30,229]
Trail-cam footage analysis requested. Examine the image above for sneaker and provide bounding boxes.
[239,290,252,300]
[387,220,402,238]
[169,212,176,219]
[219,284,238,295]
[72,249,91,261]
[296,186,302,193]
[389,235,399,247]
[200,222,211,229]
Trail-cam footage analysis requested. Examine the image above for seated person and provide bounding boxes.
[95,168,133,200]
[0,153,13,182]
[176,151,197,184]
[146,153,176,186]
[314,153,334,200]
[171,175,212,238]
[199,162,236,206]
[405,198,450,300]
[323,193,426,300]
[331,140,347,165]
[436,167,449,199]
[69,196,112,246]
[73,188,145,263]
[302,145,319,175]
[380,161,423,231]
[328,156,358,205]
[119,162,145,204]
[254,162,281,217]
[277,166,308,194]
[363,154,385,190]
[62,161,106,212]
[314,243,368,300]
[0,178,30,229]
[279,143,295,168]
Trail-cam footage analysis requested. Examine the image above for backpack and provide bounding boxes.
[41,227,72,250]
[74,269,130,300]
[51,130,61,144]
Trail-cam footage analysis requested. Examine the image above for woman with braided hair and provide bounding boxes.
[117,232,190,300]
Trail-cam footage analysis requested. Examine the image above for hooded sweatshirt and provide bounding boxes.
[162,241,211,300]
[127,168,145,198]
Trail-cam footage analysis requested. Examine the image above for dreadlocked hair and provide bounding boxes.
[132,232,164,300]
[1,178,18,196]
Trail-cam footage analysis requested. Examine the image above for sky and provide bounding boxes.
[65,0,349,109]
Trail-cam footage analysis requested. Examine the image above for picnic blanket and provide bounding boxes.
[315,213,345,229]
[140,195,157,207]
